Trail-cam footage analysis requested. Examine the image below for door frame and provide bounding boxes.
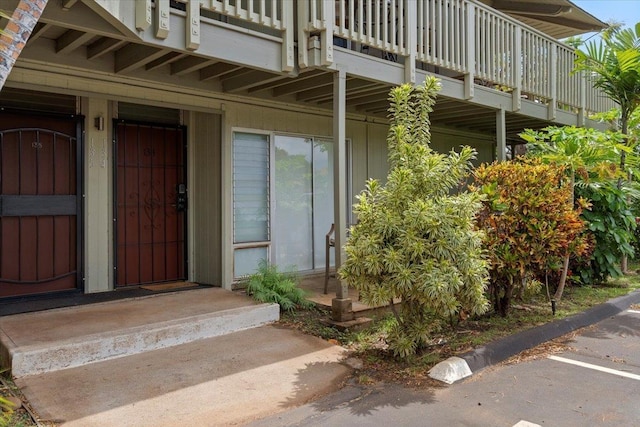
[0,108,84,299]
[112,119,189,287]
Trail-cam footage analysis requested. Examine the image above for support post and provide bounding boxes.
[578,71,586,126]
[512,26,522,111]
[404,0,417,84]
[332,67,354,322]
[496,108,507,162]
[464,3,475,99]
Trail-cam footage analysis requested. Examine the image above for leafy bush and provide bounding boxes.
[473,158,588,316]
[575,182,636,283]
[521,125,637,284]
[245,261,314,312]
[339,77,489,358]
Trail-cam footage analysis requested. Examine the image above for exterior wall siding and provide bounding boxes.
[191,112,223,286]
[9,67,497,292]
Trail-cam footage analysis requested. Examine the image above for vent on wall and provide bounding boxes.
[118,102,180,125]
[0,88,76,115]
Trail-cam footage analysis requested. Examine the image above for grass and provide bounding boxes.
[281,271,640,387]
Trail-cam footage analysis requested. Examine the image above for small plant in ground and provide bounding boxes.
[245,261,314,312]
[339,77,489,358]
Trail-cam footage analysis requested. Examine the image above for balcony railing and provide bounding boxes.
[299,0,616,116]
[135,0,295,71]
[136,0,615,117]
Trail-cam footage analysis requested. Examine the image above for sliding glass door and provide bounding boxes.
[273,136,334,271]
[233,131,343,278]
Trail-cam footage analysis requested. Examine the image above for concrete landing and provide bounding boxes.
[0,288,279,377]
[16,325,350,426]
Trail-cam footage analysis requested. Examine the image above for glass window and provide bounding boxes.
[233,133,269,243]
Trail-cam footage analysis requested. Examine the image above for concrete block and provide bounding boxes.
[10,303,279,377]
[428,356,472,384]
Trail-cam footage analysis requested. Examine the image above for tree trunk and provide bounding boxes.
[0,0,48,90]
[620,114,630,274]
[553,255,571,302]
[554,172,575,302]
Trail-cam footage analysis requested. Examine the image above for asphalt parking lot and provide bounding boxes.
[251,307,640,427]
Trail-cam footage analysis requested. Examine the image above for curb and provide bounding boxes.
[428,289,640,384]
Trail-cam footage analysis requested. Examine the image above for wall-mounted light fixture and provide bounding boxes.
[94,116,104,131]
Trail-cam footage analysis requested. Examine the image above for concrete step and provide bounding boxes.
[0,288,279,377]
[14,325,349,426]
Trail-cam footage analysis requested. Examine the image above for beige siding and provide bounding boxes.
[431,127,495,166]
[191,112,223,285]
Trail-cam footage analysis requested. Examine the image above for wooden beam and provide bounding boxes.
[115,44,167,73]
[356,100,390,112]
[145,52,188,71]
[273,73,333,97]
[305,81,382,103]
[87,38,127,60]
[27,23,53,44]
[171,56,215,76]
[56,30,95,54]
[348,93,389,107]
[199,63,241,81]
[222,71,285,93]
[62,0,79,10]
[248,70,324,93]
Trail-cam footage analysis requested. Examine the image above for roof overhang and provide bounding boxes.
[478,0,608,39]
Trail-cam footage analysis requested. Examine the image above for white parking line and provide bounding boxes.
[627,309,640,314]
[512,421,541,427]
[549,356,640,381]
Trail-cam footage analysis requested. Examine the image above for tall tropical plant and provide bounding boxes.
[574,22,640,141]
[573,22,640,272]
[339,77,489,358]
[0,0,48,90]
[521,126,629,299]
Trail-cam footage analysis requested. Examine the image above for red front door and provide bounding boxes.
[0,113,82,298]
[115,122,187,287]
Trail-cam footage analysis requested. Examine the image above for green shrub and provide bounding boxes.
[245,261,314,312]
[473,158,588,316]
[575,182,636,284]
[339,77,489,358]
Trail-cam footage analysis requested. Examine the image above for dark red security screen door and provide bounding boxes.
[0,113,82,298]
[115,122,187,287]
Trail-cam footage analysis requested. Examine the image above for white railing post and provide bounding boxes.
[464,2,475,99]
[405,0,416,84]
[512,26,522,111]
[186,0,201,51]
[155,0,170,39]
[135,0,152,31]
[281,0,295,71]
[548,45,557,120]
[321,0,334,65]
[298,0,310,68]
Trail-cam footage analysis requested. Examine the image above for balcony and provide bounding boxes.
[298,0,615,117]
[10,0,614,136]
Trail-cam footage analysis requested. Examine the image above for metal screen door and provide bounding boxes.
[0,112,82,298]
[115,121,187,287]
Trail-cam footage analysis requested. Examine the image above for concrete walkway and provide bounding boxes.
[0,288,351,426]
[16,325,350,426]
